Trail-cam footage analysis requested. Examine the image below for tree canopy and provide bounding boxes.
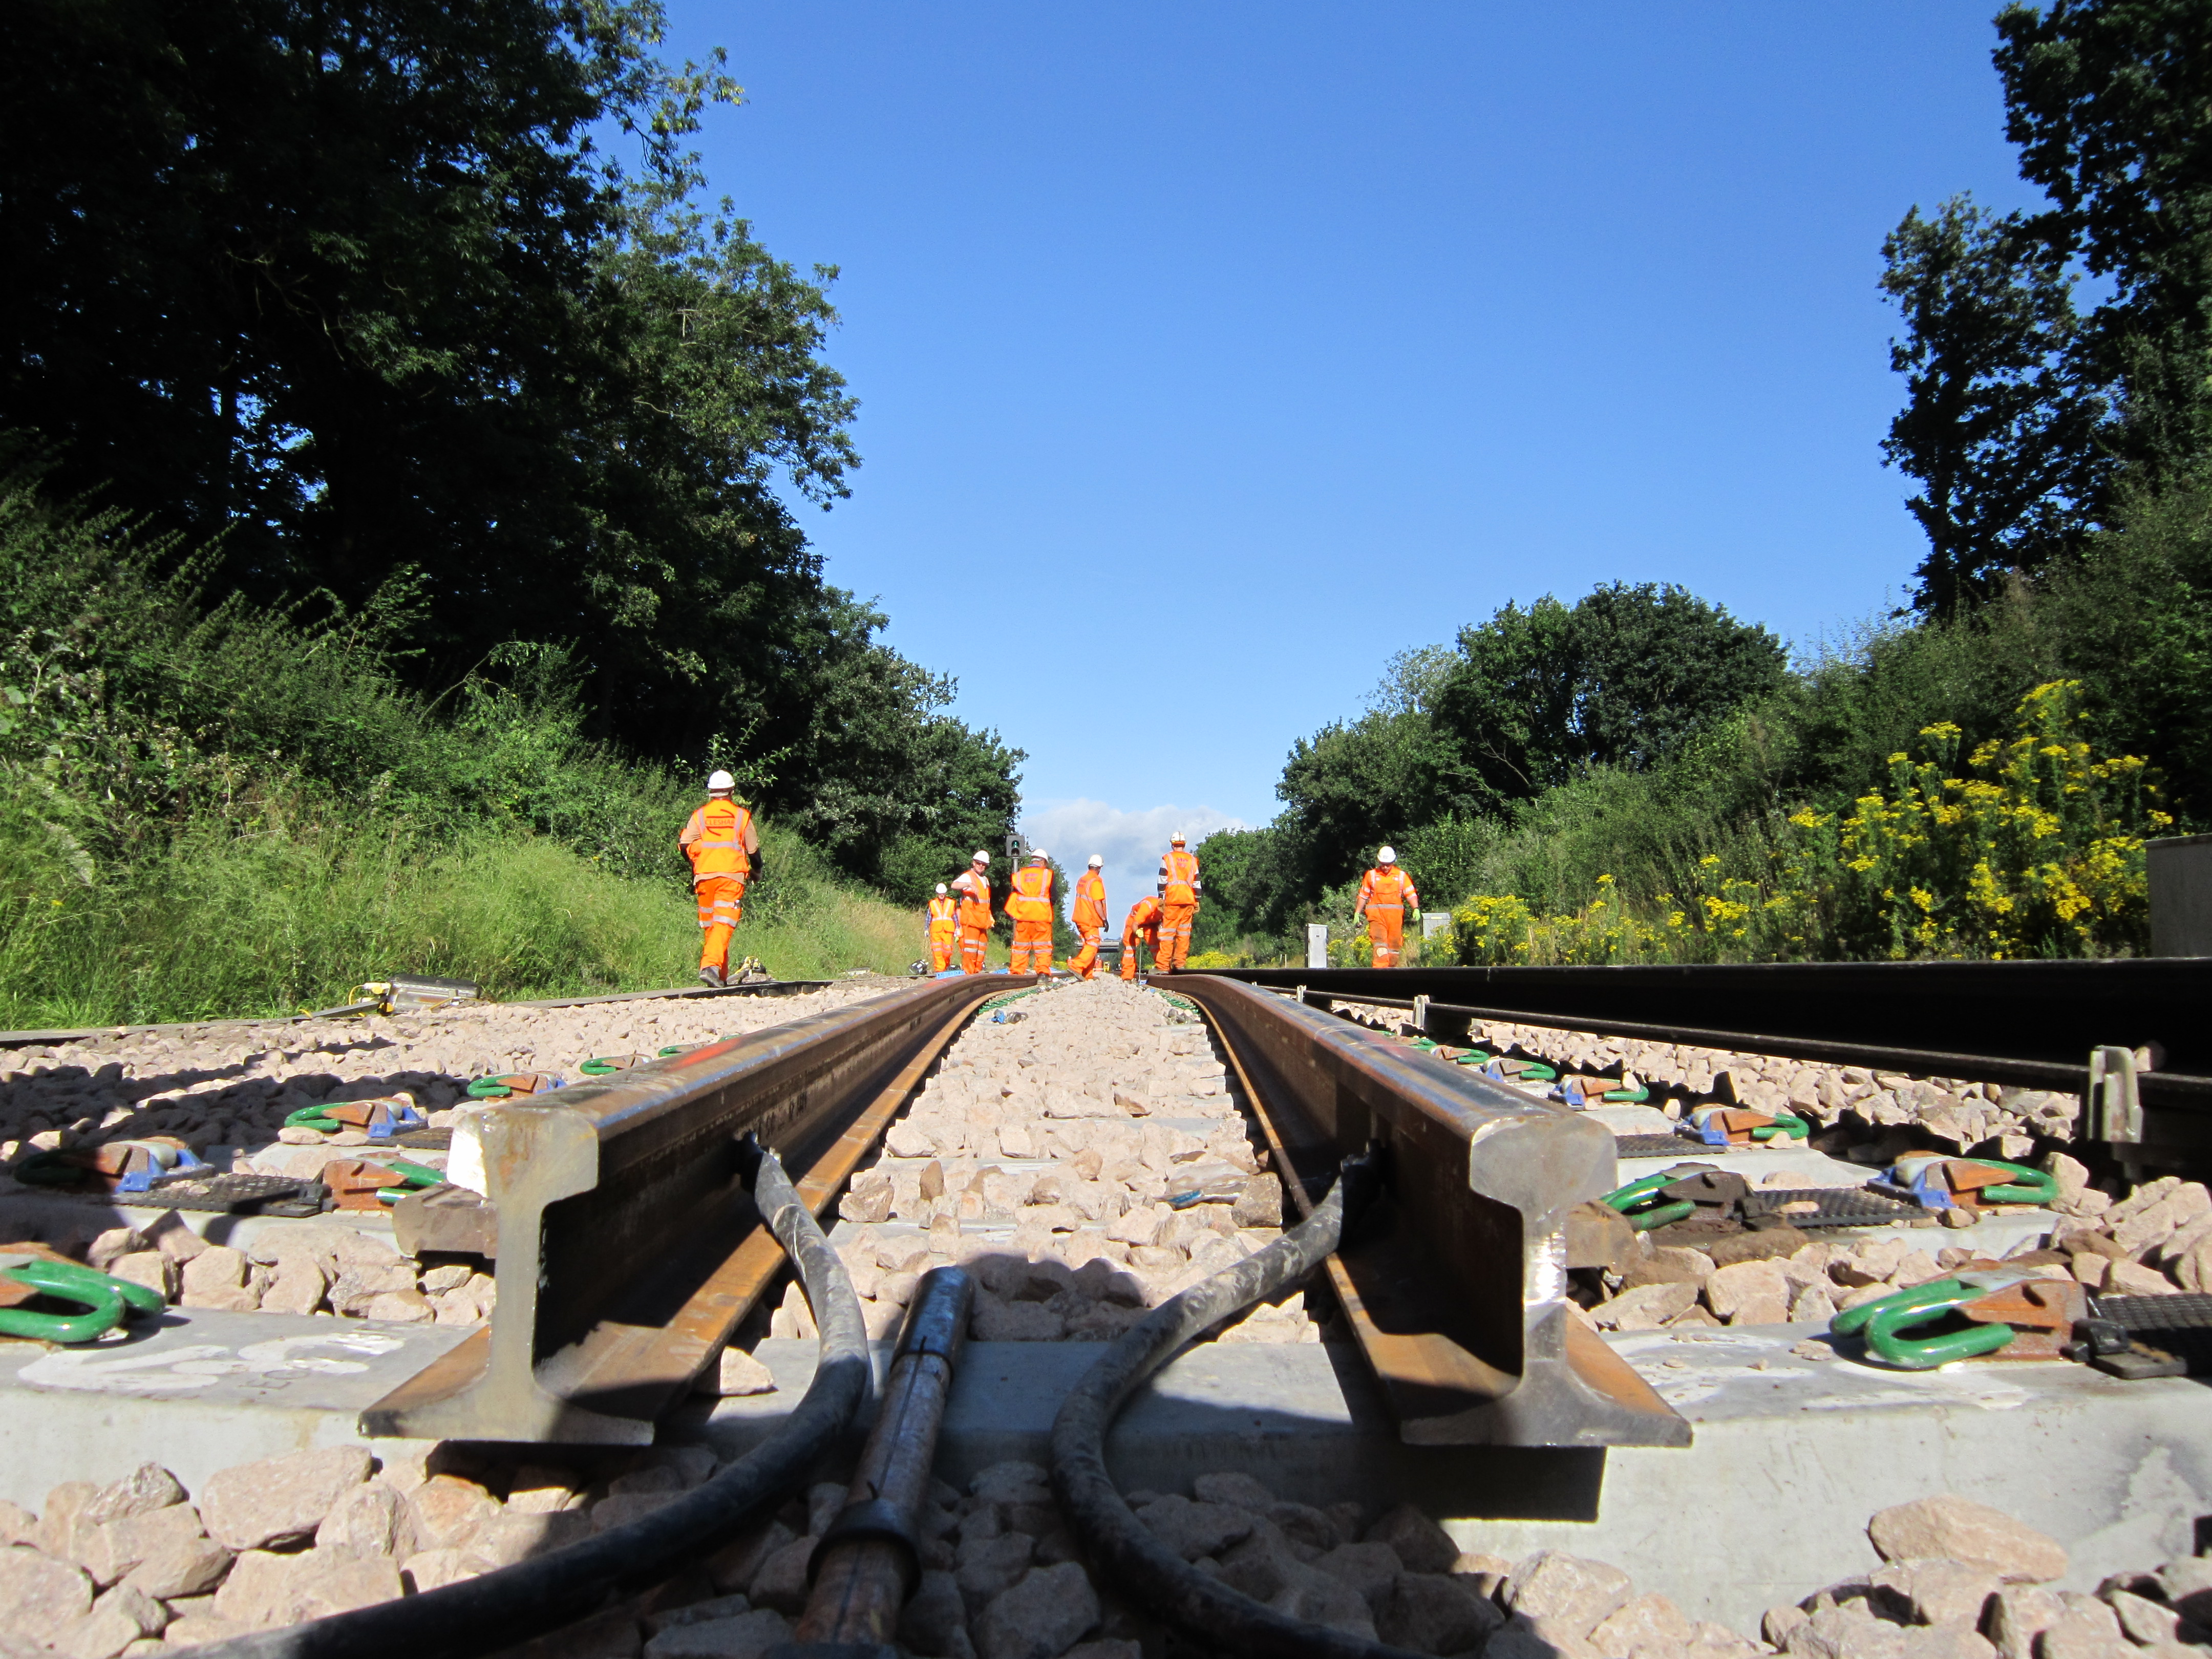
[0,0,1020,886]
[1881,0,2212,614]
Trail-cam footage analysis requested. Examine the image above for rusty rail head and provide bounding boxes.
[364,975,1029,1444]
[1166,975,1687,1449]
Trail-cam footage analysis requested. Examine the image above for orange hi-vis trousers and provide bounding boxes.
[1368,909,1405,968]
[1120,926,1156,980]
[928,926,956,972]
[695,875,745,972]
[959,926,990,974]
[1155,903,1195,972]
[1010,920,1053,974]
[1069,925,1102,979]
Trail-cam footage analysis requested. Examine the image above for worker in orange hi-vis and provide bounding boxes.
[1005,848,1056,976]
[1354,845,1421,968]
[1119,894,1163,981]
[1153,831,1201,974]
[679,769,762,988]
[951,850,994,974]
[925,883,959,973]
[1068,856,1109,980]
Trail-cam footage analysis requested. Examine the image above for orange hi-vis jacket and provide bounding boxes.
[955,869,994,929]
[1124,895,1163,939]
[680,799,754,886]
[1073,871,1108,930]
[1006,865,1054,922]
[1357,866,1419,916]
[1159,848,1200,904]
[927,895,958,937]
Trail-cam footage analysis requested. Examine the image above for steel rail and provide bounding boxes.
[1168,975,1688,1448]
[195,1143,869,1659]
[363,974,1034,1443]
[1198,961,2212,1157]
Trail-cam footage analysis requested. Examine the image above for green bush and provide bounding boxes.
[0,450,931,1024]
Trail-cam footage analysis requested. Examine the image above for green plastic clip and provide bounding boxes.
[1599,1172,1696,1232]
[0,1258,166,1344]
[1831,1278,2016,1369]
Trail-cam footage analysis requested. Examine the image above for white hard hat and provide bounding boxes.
[707,770,736,792]
[1028,847,1047,861]
[1378,846,1397,863]
[973,849,990,863]
[1088,855,1102,867]
[935,883,947,895]
[1171,830,1186,844]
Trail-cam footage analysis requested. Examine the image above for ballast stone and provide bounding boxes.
[1866,1497,2068,1584]
[196,1445,374,1553]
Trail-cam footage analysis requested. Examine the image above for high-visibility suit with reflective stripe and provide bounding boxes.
[926,894,959,973]
[1006,863,1055,975]
[1070,870,1108,979]
[1154,847,1200,974]
[954,868,993,973]
[1120,895,1163,981]
[680,798,756,975]
[1355,865,1419,968]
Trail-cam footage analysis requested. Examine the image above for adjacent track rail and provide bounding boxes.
[1197,961,2212,1162]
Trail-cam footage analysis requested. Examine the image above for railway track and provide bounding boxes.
[0,961,2206,1658]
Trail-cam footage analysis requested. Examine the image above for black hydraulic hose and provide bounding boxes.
[198,1139,870,1659]
[1050,1157,1429,1659]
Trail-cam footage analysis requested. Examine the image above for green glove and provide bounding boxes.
[1411,908,1422,921]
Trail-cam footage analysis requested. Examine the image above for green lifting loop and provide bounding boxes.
[1516,1062,1559,1083]
[1831,1278,2017,1369]
[1599,1173,1696,1232]
[1751,1110,1811,1141]
[579,1056,633,1075]
[1602,1085,1651,1103]
[373,1161,450,1204]
[1967,1160,2059,1206]
[1454,1049,1494,1066]
[0,1260,165,1344]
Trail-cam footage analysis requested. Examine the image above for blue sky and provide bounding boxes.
[659,3,2046,915]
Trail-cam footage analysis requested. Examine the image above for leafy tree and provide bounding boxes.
[0,0,1022,885]
[1432,583,1785,804]
[1996,0,2212,481]
[1878,196,2109,615]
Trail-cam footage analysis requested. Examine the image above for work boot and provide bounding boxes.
[698,966,725,989]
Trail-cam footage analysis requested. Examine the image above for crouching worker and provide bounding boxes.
[680,770,761,988]
[1119,894,1162,981]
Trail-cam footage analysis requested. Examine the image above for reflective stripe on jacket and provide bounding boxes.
[1124,896,1162,938]
[1357,867,1418,913]
[682,800,753,884]
[1006,865,1054,922]
[927,896,958,934]
[1073,872,1108,929]
[1158,849,1200,904]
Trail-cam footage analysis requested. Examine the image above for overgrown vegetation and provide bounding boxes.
[0,0,1022,897]
[0,454,925,1025]
[1195,0,2212,969]
[0,0,1029,1019]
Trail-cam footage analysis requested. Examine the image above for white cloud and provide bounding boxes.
[1021,798,1248,924]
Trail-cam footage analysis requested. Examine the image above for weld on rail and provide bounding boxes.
[359,972,1688,1453]
[1190,960,2212,1168]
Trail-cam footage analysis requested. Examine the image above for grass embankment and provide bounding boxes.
[0,454,935,1028]
[0,822,929,1030]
